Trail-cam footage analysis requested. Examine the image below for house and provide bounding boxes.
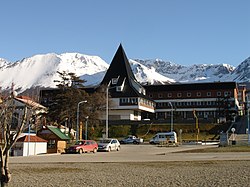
[0,95,47,148]
[100,44,155,122]
[12,134,47,156]
[37,125,70,153]
[13,95,47,129]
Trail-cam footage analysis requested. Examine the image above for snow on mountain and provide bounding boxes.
[0,52,249,94]
[129,59,175,84]
[176,63,235,82]
[134,59,235,83]
[0,53,109,93]
[229,57,250,82]
[0,58,10,69]
[80,71,107,86]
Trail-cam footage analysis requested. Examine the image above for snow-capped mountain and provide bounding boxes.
[129,59,175,84]
[0,53,176,93]
[0,58,10,69]
[0,53,109,93]
[0,52,249,94]
[134,59,235,83]
[229,57,250,82]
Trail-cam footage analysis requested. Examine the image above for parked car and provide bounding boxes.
[149,132,177,144]
[98,139,121,152]
[120,135,143,144]
[65,140,98,154]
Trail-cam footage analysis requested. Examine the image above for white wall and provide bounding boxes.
[13,142,47,156]
[23,142,47,156]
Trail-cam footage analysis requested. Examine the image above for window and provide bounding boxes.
[224,91,231,97]
[48,140,56,149]
[197,92,201,97]
[131,98,138,104]
[149,94,153,98]
[112,77,119,84]
[168,93,172,98]
[158,103,163,107]
[217,92,221,96]
[158,93,163,98]
[207,92,211,96]
[116,86,123,92]
[177,93,182,97]
[187,93,191,97]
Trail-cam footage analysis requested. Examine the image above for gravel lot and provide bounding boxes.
[8,145,250,187]
[10,161,250,187]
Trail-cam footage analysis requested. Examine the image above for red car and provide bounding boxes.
[65,140,98,154]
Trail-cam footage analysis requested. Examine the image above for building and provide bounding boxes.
[144,82,240,123]
[12,134,47,156]
[37,125,70,153]
[39,45,244,126]
[100,44,155,122]
[13,95,47,129]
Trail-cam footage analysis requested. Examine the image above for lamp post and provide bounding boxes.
[248,108,250,145]
[85,116,89,140]
[106,82,116,139]
[168,102,173,132]
[106,85,109,139]
[76,100,87,141]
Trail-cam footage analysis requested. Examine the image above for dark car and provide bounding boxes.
[65,140,98,154]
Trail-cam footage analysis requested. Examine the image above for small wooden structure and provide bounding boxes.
[37,125,70,153]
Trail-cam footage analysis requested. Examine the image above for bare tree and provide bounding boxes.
[0,93,28,186]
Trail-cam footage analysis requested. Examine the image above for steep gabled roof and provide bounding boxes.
[101,44,136,85]
[101,44,147,98]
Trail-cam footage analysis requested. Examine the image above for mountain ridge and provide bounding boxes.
[0,53,249,93]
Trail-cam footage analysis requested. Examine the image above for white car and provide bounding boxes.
[98,139,121,152]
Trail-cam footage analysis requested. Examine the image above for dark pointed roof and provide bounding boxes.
[101,44,136,85]
[100,44,147,98]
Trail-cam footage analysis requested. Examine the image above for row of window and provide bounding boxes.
[119,97,154,107]
[150,91,232,98]
[157,111,216,118]
[156,100,234,108]
[120,98,138,104]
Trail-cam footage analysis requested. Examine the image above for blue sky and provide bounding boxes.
[0,1,249,67]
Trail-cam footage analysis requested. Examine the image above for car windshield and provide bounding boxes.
[125,136,132,139]
[99,140,111,143]
[75,141,85,145]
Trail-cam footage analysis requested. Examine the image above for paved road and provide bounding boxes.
[10,144,250,164]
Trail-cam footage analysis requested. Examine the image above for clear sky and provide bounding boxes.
[0,0,249,67]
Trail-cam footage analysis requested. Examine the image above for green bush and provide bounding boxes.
[109,125,131,138]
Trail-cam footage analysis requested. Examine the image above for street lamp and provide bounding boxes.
[85,116,89,140]
[247,108,250,145]
[168,102,174,132]
[106,82,116,139]
[106,85,109,139]
[76,100,87,141]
